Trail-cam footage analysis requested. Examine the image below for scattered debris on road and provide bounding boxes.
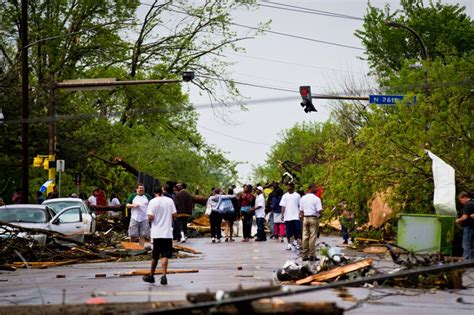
[0,217,201,269]
[119,269,199,277]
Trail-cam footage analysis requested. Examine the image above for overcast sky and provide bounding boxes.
[182,0,473,183]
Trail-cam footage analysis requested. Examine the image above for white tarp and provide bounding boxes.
[426,150,457,216]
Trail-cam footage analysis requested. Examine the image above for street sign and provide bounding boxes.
[56,160,65,172]
[369,95,416,105]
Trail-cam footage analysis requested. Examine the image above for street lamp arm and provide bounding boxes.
[384,20,429,61]
[55,79,182,90]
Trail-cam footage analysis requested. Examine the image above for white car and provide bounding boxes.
[42,198,96,235]
[0,203,94,245]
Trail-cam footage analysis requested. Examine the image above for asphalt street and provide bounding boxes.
[1,235,474,314]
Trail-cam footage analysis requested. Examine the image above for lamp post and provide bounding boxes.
[384,20,429,96]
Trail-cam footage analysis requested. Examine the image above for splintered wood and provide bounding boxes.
[363,246,388,254]
[296,258,373,285]
[121,242,144,250]
[173,244,202,254]
[123,269,199,276]
[12,258,117,269]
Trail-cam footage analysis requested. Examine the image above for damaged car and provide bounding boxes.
[0,203,95,245]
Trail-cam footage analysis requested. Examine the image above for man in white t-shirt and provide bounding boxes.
[88,189,98,207]
[299,184,323,261]
[252,186,267,241]
[126,183,152,246]
[279,182,301,250]
[143,186,177,285]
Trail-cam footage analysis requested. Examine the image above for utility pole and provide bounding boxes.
[20,0,29,203]
[47,79,56,185]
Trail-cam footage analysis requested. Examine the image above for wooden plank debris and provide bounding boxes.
[121,241,144,250]
[123,269,199,276]
[363,246,388,254]
[173,244,202,254]
[12,259,81,269]
[296,258,373,285]
[10,257,116,270]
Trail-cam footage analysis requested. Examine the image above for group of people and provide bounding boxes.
[205,182,324,261]
[123,182,193,246]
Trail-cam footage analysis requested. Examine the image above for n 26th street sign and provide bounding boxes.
[369,95,416,105]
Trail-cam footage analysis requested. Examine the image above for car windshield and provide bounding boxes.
[44,201,81,213]
[0,207,48,223]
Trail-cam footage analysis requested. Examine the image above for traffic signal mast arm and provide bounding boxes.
[311,95,369,101]
[299,85,369,113]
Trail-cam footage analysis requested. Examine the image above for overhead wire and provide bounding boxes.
[222,51,367,75]
[197,125,272,146]
[161,4,365,51]
[260,1,364,21]
[197,73,299,93]
[230,22,364,51]
[2,76,472,126]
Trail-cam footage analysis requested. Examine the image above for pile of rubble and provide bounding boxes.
[276,242,465,290]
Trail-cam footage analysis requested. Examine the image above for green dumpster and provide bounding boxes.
[397,213,455,255]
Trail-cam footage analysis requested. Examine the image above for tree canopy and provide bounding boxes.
[0,0,260,202]
[254,0,473,224]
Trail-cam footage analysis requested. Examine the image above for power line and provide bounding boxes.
[261,1,364,21]
[197,74,299,93]
[222,52,366,75]
[258,2,364,21]
[198,124,272,146]
[231,23,364,51]
[2,78,472,125]
[1,96,299,125]
[162,5,365,51]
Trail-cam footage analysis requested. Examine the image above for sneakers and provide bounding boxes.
[295,244,301,250]
[211,238,215,243]
[292,240,298,246]
[180,238,187,243]
[160,275,167,285]
[216,238,221,243]
[286,244,292,250]
[142,275,155,283]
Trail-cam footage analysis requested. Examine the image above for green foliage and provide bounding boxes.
[0,0,257,202]
[255,1,473,226]
[355,0,474,79]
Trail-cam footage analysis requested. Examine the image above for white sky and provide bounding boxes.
[182,0,473,183]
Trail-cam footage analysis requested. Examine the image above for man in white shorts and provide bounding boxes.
[143,186,177,285]
[126,183,152,246]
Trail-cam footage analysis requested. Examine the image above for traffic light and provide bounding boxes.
[43,158,49,170]
[299,86,317,113]
[33,155,43,168]
[182,71,195,82]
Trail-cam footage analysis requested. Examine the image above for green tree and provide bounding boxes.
[0,0,259,202]
[355,0,473,79]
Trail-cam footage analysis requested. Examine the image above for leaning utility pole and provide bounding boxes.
[20,0,29,203]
